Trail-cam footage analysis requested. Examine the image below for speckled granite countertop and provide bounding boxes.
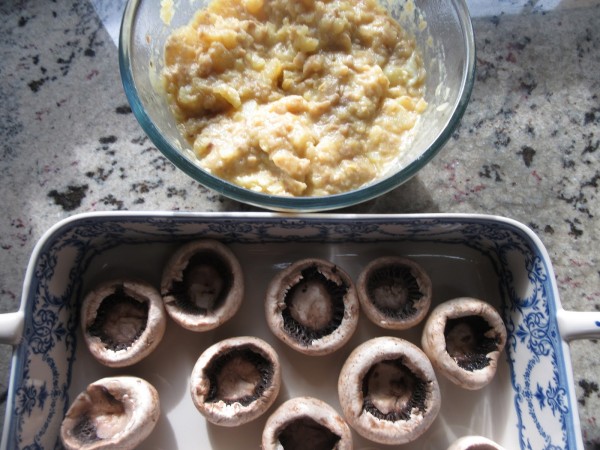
[1,0,599,447]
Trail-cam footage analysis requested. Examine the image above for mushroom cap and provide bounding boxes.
[447,435,507,450]
[81,278,167,368]
[421,297,507,390]
[190,336,281,426]
[265,258,359,356]
[262,396,353,450]
[357,256,432,330]
[338,336,441,445]
[60,376,160,450]
[161,239,244,332]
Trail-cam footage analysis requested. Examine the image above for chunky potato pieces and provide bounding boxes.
[162,0,426,196]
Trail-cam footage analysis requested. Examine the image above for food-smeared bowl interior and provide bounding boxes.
[119,0,474,211]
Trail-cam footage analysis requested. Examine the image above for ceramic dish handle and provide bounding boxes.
[0,311,25,346]
[558,309,600,341]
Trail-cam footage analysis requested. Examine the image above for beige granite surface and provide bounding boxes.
[0,0,599,448]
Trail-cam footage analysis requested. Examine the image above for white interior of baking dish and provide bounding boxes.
[2,212,598,449]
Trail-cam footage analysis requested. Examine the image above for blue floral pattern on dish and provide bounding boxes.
[2,213,577,449]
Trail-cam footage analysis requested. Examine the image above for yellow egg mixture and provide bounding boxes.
[162,0,426,196]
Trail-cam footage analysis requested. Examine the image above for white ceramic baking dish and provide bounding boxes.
[1,212,598,449]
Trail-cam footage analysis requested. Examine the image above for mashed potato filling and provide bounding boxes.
[162,0,426,196]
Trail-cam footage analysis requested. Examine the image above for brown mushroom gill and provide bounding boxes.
[366,264,423,319]
[282,264,347,346]
[168,250,232,315]
[445,315,498,371]
[362,358,427,422]
[205,346,274,406]
[70,385,128,443]
[278,418,340,450]
[60,376,160,450]
[338,337,440,445]
[87,288,148,351]
[262,397,353,450]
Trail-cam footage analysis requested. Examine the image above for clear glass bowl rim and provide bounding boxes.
[118,0,476,212]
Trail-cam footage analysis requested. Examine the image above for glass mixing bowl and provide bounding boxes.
[119,0,475,212]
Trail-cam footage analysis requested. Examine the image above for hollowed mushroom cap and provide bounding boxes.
[262,397,353,450]
[338,336,441,445]
[190,336,281,426]
[161,239,244,332]
[357,256,432,330]
[81,279,166,368]
[421,297,507,390]
[447,435,506,450]
[60,376,160,450]
[265,258,359,356]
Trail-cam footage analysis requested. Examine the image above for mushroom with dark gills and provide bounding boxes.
[60,376,160,450]
[337,336,441,445]
[262,397,353,450]
[161,239,244,331]
[357,256,432,329]
[190,336,281,426]
[265,258,359,356]
[81,279,166,367]
[421,297,507,390]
